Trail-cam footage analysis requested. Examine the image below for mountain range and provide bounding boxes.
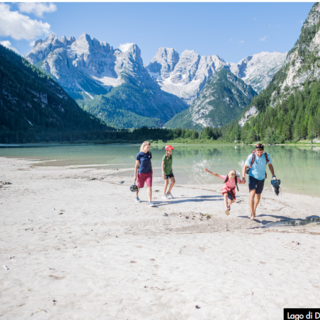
[225,2,320,144]
[147,48,286,105]
[0,44,111,143]
[239,2,320,127]
[25,34,188,129]
[166,68,257,129]
[25,34,287,129]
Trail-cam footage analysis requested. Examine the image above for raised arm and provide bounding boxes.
[204,168,220,178]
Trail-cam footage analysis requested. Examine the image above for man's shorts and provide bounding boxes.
[137,171,152,188]
[248,176,265,194]
[164,173,174,179]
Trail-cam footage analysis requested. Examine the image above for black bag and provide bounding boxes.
[271,179,281,196]
[130,182,139,192]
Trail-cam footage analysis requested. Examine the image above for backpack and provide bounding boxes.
[224,175,239,192]
[247,151,270,178]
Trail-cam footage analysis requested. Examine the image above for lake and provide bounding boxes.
[0,144,319,197]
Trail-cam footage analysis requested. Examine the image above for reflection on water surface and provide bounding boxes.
[0,144,319,197]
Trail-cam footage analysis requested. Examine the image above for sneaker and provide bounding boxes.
[167,192,174,199]
[227,206,231,211]
[135,197,140,203]
[162,194,169,200]
[148,202,155,207]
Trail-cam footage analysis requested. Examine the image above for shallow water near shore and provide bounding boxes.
[0,143,319,197]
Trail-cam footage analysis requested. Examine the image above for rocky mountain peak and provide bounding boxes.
[267,2,320,105]
[302,2,320,30]
[147,48,229,105]
[26,33,64,64]
[116,44,143,68]
[71,33,93,54]
[165,68,257,129]
[228,51,287,93]
[147,47,179,79]
[60,35,76,46]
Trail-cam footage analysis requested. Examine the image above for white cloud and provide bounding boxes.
[259,36,269,42]
[239,40,245,43]
[0,40,20,54]
[0,3,51,40]
[18,3,57,18]
[30,40,35,47]
[119,43,134,52]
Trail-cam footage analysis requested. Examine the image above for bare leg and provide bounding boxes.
[163,179,169,195]
[147,187,152,202]
[167,177,175,194]
[136,188,140,198]
[249,190,256,219]
[228,199,233,207]
[223,193,229,210]
[254,193,262,216]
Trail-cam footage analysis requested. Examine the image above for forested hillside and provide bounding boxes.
[25,34,188,129]
[223,79,320,143]
[0,44,114,143]
[224,3,320,144]
[165,68,257,129]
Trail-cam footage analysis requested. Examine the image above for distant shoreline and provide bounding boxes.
[1,141,320,147]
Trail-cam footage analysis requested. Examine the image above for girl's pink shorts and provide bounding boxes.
[137,171,152,188]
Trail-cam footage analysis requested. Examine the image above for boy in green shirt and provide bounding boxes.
[162,145,175,199]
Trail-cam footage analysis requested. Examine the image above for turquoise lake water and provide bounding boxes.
[0,144,319,197]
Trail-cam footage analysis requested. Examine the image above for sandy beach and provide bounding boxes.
[1,157,320,319]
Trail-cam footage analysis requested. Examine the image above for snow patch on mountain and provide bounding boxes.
[228,51,287,93]
[25,33,143,95]
[147,48,228,105]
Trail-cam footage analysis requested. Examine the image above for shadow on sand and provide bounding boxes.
[237,214,320,228]
[139,195,224,207]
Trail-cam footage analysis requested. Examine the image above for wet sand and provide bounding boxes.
[1,157,320,319]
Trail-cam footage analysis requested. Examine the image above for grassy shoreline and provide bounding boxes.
[1,139,320,147]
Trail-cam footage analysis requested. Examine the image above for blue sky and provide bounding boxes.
[0,2,314,64]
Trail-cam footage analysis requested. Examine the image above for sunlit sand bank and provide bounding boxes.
[1,157,320,319]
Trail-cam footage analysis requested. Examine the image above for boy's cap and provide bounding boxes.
[165,145,174,150]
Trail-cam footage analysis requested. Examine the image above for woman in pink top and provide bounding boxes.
[205,168,245,215]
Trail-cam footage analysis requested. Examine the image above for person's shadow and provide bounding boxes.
[237,214,320,228]
[154,195,223,207]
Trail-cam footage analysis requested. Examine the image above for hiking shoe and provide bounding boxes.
[135,197,140,203]
[148,202,155,207]
[162,194,169,200]
[225,209,230,216]
[167,192,174,199]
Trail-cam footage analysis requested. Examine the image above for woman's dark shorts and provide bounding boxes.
[248,176,265,194]
[164,173,174,179]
